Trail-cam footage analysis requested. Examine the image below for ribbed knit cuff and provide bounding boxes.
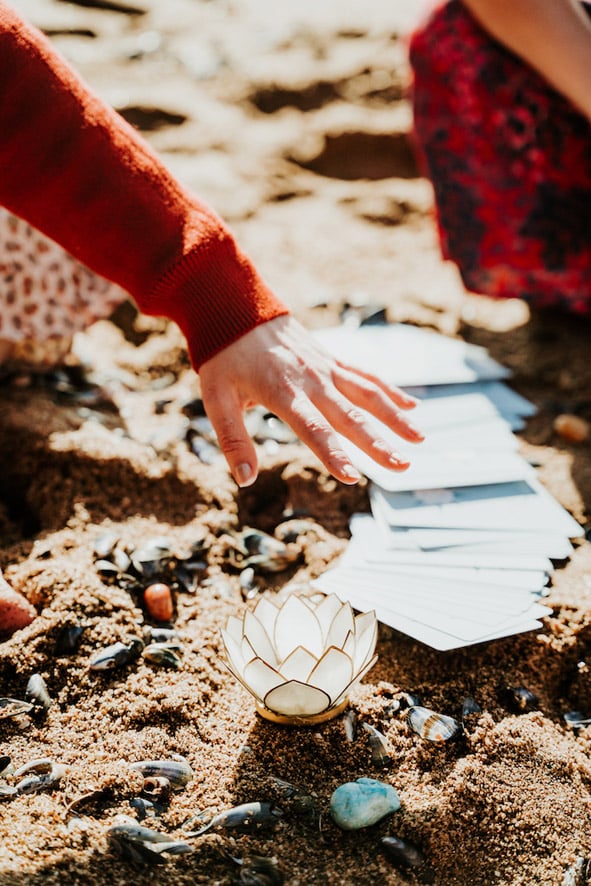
[143,231,289,369]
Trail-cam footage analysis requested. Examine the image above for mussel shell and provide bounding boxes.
[407,706,461,742]
[381,836,435,882]
[237,855,285,885]
[343,709,357,742]
[142,643,182,669]
[564,711,591,730]
[503,686,538,713]
[461,696,482,721]
[381,835,427,870]
[89,637,144,671]
[362,723,392,768]
[0,698,34,719]
[53,623,85,656]
[25,673,52,711]
[93,531,120,560]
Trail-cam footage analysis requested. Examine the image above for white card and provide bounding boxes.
[370,479,583,536]
[349,514,572,572]
[403,380,537,420]
[313,570,549,649]
[349,446,534,492]
[314,324,510,386]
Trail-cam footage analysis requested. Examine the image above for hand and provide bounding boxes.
[198,315,424,487]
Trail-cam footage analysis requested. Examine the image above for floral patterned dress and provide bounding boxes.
[409,1,591,311]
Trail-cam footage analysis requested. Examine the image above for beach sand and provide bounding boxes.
[2,1,591,883]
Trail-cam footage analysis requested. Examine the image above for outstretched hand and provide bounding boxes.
[198,315,424,487]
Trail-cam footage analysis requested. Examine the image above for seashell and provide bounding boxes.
[232,854,286,885]
[131,538,174,578]
[13,758,54,778]
[185,801,284,837]
[267,777,317,822]
[226,528,299,574]
[0,784,17,800]
[144,626,179,644]
[564,711,591,731]
[407,706,461,742]
[240,567,260,601]
[503,686,538,713]
[143,583,174,622]
[107,819,192,865]
[25,673,52,712]
[142,642,182,669]
[89,636,144,671]
[554,413,590,444]
[329,778,400,831]
[93,531,120,560]
[130,758,193,791]
[111,547,132,574]
[0,698,34,719]
[142,776,172,803]
[562,856,591,886]
[95,559,121,579]
[461,696,482,722]
[53,623,85,656]
[362,722,392,768]
[0,756,11,776]
[129,796,156,820]
[15,762,66,794]
[343,709,357,742]
[381,836,431,875]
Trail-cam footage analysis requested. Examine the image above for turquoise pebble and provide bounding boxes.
[329,777,401,830]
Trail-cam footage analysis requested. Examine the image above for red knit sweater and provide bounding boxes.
[0,2,288,368]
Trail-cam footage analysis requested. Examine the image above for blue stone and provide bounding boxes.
[329,777,401,830]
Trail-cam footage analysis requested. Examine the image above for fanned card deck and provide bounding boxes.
[312,324,583,650]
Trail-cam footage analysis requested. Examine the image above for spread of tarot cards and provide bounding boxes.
[312,324,583,651]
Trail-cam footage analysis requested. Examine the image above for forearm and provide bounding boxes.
[461,0,591,120]
[0,2,287,367]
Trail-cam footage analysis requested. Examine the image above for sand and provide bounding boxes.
[1,0,591,883]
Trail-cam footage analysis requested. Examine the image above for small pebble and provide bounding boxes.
[553,414,590,444]
[329,777,400,830]
[0,571,36,637]
[143,583,173,622]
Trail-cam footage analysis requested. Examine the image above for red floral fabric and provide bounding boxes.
[409,1,591,311]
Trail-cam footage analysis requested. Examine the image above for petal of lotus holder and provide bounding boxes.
[221,590,378,726]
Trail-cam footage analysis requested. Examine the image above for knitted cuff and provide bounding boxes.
[144,231,289,369]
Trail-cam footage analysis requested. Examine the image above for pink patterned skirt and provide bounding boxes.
[0,208,126,368]
[409,1,591,311]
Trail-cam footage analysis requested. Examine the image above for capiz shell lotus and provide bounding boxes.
[221,592,378,724]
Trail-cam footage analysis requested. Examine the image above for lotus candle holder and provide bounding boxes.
[221,591,378,725]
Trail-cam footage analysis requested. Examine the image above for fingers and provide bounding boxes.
[336,361,419,410]
[305,392,413,473]
[271,392,365,485]
[201,384,259,488]
[333,368,425,444]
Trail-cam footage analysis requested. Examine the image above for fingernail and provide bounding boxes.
[235,463,256,487]
[389,454,410,469]
[341,464,362,483]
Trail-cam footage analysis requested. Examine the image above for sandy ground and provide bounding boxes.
[2,1,591,883]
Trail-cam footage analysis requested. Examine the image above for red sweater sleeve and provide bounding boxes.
[0,2,288,367]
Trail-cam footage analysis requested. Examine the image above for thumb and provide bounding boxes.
[202,388,259,487]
